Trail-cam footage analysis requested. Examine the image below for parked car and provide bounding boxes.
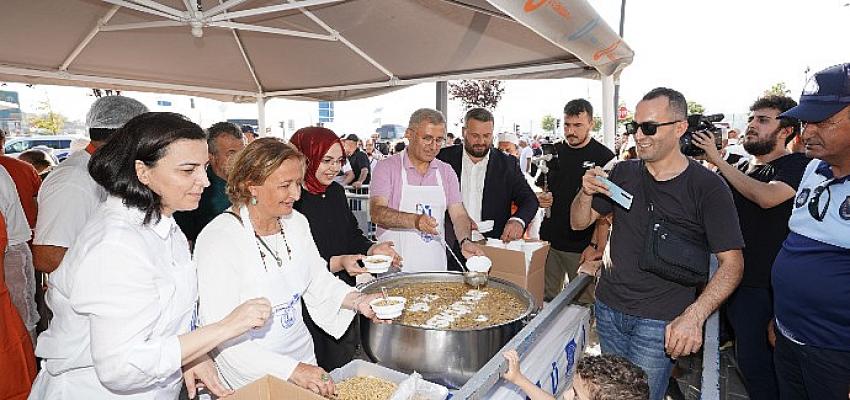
[3,135,82,162]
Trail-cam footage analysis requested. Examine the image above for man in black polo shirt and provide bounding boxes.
[342,134,370,189]
[539,99,615,302]
[571,87,744,400]
[692,95,809,400]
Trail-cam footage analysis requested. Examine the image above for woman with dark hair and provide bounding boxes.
[289,126,399,371]
[194,138,386,397]
[30,112,272,399]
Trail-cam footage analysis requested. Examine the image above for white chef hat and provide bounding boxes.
[497,132,519,145]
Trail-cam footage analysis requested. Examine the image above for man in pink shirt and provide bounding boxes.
[370,108,484,272]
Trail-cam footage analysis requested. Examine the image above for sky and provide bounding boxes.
[4,0,850,138]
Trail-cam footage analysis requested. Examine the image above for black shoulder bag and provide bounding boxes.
[637,164,710,286]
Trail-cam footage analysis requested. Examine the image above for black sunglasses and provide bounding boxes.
[624,120,681,136]
[808,180,834,222]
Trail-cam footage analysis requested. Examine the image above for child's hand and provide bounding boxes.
[503,349,522,384]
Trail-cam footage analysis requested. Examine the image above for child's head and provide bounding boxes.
[566,354,649,400]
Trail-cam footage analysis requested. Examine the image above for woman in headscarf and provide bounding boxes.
[194,138,386,397]
[290,127,400,371]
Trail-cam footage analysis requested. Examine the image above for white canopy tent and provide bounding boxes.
[0,0,632,145]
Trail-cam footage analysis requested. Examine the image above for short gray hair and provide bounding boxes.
[408,108,446,130]
[207,122,244,154]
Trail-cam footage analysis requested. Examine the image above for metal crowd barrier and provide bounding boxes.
[343,185,375,240]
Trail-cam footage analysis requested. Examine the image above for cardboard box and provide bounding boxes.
[480,239,549,308]
[227,375,324,400]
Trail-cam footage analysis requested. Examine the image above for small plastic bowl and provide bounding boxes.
[466,255,492,273]
[362,255,393,274]
[369,296,406,319]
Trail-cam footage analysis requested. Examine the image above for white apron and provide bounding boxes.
[377,152,448,272]
[237,207,315,367]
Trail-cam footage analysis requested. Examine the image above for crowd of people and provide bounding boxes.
[0,63,848,400]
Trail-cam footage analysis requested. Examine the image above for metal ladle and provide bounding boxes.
[439,236,488,288]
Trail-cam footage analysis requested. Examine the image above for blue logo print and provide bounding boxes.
[275,293,301,329]
[416,203,435,243]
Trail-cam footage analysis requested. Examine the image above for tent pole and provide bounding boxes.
[257,95,266,137]
[601,75,615,150]
[436,81,448,122]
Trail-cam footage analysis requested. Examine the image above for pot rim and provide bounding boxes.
[358,271,535,332]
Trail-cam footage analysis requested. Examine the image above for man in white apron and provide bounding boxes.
[370,108,484,272]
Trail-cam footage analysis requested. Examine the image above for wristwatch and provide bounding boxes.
[460,237,471,247]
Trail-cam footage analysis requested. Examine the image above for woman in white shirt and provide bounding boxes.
[194,138,384,397]
[31,112,272,400]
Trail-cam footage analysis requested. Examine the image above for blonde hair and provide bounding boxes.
[227,137,305,206]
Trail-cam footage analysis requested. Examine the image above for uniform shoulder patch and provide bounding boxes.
[796,188,811,208]
[840,196,850,220]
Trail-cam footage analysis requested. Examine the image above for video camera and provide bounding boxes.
[679,113,725,157]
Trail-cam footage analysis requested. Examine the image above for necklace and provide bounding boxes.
[254,218,292,270]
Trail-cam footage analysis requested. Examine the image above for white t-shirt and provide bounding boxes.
[0,166,31,246]
[518,146,534,175]
[34,150,107,248]
[461,150,490,223]
[32,197,195,399]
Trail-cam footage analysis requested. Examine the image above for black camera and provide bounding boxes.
[679,113,725,157]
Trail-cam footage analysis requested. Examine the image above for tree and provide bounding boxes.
[27,101,66,134]
[541,114,556,134]
[592,116,602,132]
[764,82,791,96]
[687,101,705,115]
[448,80,505,110]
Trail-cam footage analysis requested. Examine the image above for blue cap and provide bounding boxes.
[781,63,850,123]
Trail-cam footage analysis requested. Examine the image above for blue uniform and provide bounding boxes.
[773,159,850,351]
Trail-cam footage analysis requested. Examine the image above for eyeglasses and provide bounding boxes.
[624,120,681,136]
[808,179,834,221]
[420,135,446,147]
[802,115,849,132]
[320,156,345,167]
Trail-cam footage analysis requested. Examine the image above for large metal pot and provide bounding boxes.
[359,272,535,389]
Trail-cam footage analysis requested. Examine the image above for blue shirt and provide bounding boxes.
[773,159,850,350]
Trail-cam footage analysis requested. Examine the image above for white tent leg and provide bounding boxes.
[601,75,616,150]
[257,95,266,137]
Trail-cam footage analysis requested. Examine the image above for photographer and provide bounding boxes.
[692,96,809,400]
[570,88,744,400]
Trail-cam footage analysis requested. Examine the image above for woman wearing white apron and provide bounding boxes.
[370,109,485,272]
[194,138,385,398]
[30,113,271,400]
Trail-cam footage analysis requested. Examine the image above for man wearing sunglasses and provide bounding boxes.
[690,95,809,400]
[571,87,745,400]
[769,63,850,400]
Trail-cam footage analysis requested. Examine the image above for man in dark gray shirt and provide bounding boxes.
[571,87,745,400]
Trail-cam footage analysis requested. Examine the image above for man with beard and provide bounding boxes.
[571,88,744,400]
[692,95,809,400]
[370,108,484,272]
[539,99,615,302]
[437,107,538,248]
